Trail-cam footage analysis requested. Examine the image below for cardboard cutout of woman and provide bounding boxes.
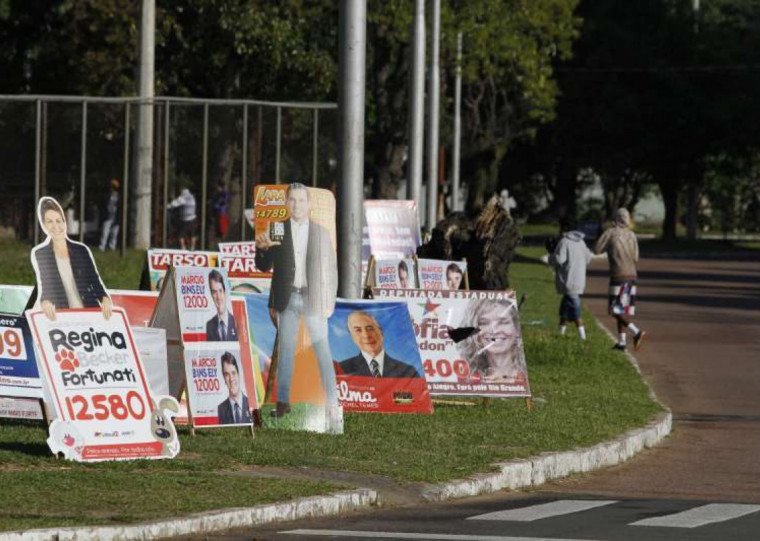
[30,197,112,321]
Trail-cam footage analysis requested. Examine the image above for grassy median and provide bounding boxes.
[0,240,662,530]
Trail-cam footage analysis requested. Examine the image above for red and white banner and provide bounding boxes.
[147,249,219,291]
[26,308,180,461]
[372,289,531,398]
[218,242,272,294]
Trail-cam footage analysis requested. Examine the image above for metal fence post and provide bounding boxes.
[34,100,42,245]
[79,100,88,243]
[275,106,282,182]
[241,103,248,240]
[121,102,131,256]
[312,109,319,187]
[163,100,170,247]
[201,103,209,249]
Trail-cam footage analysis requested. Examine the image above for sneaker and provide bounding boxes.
[612,343,626,351]
[270,402,291,419]
[634,331,646,351]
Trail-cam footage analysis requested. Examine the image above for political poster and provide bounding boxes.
[330,300,432,413]
[417,259,468,291]
[219,241,272,294]
[249,183,343,434]
[174,266,237,343]
[26,308,180,461]
[0,314,43,398]
[363,200,421,261]
[146,248,219,292]
[371,259,418,289]
[183,344,254,427]
[0,396,43,420]
[372,289,531,398]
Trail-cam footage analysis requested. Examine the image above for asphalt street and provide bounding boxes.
[192,254,760,541]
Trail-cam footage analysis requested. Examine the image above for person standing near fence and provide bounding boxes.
[98,179,120,251]
[595,208,646,351]
[167,186,198,251]
[212,180,230,240]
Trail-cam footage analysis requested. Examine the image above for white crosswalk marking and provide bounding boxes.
[630,503,760,528]
[467,500,618,522]
[283,530,598,541]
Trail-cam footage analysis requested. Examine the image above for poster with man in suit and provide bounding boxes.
[254,183,342,434]
[330,300,432,414]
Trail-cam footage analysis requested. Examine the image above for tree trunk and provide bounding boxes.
[660,180,679,241]
[686,181,698,240]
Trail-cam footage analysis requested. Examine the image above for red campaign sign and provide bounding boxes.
[336,376,431,413]
[148,250,218,271]
[110,290,158,327]
[219,255,271,279]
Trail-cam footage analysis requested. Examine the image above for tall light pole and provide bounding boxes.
[426,0,441,233]
[337,0,367,299]
[134,0,155,249]
[407,0,426,220]
[452,32,462,212]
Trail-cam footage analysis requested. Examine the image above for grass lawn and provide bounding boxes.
[0,240,663,531]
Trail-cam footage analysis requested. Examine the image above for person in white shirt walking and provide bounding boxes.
[167,187,197,251]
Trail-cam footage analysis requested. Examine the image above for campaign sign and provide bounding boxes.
[373,259,417,289]
[26,308,180,461]
[0,314,43,398]
[364,200,421,260]
[372,289,531,398]
[183,344,253,427]
[330,300,432,413]
[418,259,467,291]
[219,252,272,294]
[174,266,236,343]
[147,249,219,291]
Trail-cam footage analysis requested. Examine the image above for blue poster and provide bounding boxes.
[0,313,43,398]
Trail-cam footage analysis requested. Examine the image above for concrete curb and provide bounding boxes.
[420,410,671,502]
[420,311,672,502]
[1,488,377,541]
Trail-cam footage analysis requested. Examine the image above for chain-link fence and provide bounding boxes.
[0,95,338,253]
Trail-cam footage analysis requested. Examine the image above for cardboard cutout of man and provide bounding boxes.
[206,269,238,341]
[30,197,112,321]
[217,352,252,424]
[339,310,420,378]
[255,183,338,419]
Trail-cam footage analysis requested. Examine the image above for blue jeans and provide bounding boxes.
[276,292,337,407]
[559,294,582,322]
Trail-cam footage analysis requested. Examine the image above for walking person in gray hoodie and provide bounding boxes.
[548,218,593,340]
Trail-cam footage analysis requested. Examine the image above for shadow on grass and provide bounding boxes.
[0,441,51,457]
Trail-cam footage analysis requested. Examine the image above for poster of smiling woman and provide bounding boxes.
[372,289,530,398]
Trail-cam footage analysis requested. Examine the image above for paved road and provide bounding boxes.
[539,256,760,502]
[197,255,760,540]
